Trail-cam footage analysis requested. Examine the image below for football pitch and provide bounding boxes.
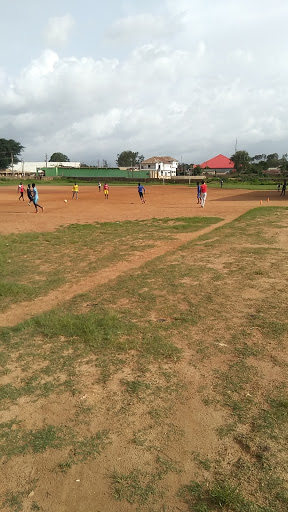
[0,184,287,512]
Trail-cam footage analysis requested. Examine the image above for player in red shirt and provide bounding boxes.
[200,180,207,208]
[18,182,25,201]
[103,183,109,199]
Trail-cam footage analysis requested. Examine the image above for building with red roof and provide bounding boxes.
[198,154,235,174]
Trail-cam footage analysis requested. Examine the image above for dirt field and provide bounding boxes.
[1,184,287,512]
[0,184,284,234]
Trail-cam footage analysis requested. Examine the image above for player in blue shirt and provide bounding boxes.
[197,181,201,204]
[32,183,44,213]
[138,183,145,204]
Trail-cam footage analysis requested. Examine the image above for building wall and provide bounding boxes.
[10,161,81,174]
[45,167,150,179]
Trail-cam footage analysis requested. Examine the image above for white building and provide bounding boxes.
[8,161,81,176]
[140,156,178,178]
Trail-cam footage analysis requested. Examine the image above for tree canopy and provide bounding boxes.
[116,151,144,167]
[0,138,24,169]
[230,150,251,173]
[49,152,70,162]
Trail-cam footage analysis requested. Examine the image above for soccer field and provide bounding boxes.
[0,185,287,512]
[0,184,285,234]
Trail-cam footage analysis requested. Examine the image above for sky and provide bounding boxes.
[1,0,288,166]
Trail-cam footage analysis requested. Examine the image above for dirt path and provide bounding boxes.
[0,217,235,327]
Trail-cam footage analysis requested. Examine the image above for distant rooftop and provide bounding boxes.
[142,156,178,164]
[199,154,234,169]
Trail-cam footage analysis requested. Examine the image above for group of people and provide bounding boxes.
[197,180,207,208]
[278,180,287,196]
[71,182,145,203]
[17,182,44,212]
[17,180,210,210]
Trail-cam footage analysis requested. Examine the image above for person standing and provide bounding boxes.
[27,184,33,205]
[220,179,223,188]
[277,183,281,192]
[32,183,44,213]
[200,180,207,208]
[98,182,101,192]
[104,183,109,199]
[196,181,201,204]
[138,183,145,203]
[280,180,286,196]
[18,182,25,201]
[72,182,79,199]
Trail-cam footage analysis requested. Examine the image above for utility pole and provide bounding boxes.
[235,138,238,153]
[11,152,14,176]
[45,153,48,168]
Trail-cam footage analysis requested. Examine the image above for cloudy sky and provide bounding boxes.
[1,0,288,165]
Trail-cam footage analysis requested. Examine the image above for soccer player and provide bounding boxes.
[27,184,33,205]
[104,183,109,199]
[196,181,201,204]
[32,183,44,213]
[98,182,101,192]
[72,182,79,199]
[138,183,145,203]
[18,182,25,201]
[200,180,207,208]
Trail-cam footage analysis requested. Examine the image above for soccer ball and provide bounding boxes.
[64,199,67,203]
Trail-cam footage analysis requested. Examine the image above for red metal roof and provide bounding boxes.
[199,154,234,169]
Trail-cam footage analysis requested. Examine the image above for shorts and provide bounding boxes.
[104,190,108,195]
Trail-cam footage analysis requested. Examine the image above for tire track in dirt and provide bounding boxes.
[0,217,236,327]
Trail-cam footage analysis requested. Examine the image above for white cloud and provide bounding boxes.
[106,12,184,46]
[1,1,288,164]
[43,14,75,49]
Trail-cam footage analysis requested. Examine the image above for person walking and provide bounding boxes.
[137,183,145,203]
[200,180,207,208]
[104,183,109,199]
[32,183,44,213]
[98,182,101,192]
[280,180,286,196]
[18,182,25,201]
[196,181,201,204]
[72,182,79,199]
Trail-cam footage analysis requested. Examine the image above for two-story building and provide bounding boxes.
[140,156,178,178]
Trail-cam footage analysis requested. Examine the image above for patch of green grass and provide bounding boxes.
[3,491,24,512]
[178,480,274,511]
[252,391,288,438]
[111,468,160,505]
[56,430,110,472]
[193,453,212,471]
[0,216,222,312]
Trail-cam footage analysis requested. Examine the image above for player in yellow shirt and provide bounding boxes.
[72,183,79,199]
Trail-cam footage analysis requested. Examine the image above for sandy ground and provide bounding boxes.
[0,184,285,235]
[1,184,287,512]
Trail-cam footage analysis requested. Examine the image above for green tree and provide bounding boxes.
[116,151,144,167]
[279,154,288,173]
[0,138,24,169]
[230,150,251,173]
[49,152,70,162]
[266,153,279,166]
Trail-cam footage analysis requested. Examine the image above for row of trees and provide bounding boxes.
[230,151,288,174]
